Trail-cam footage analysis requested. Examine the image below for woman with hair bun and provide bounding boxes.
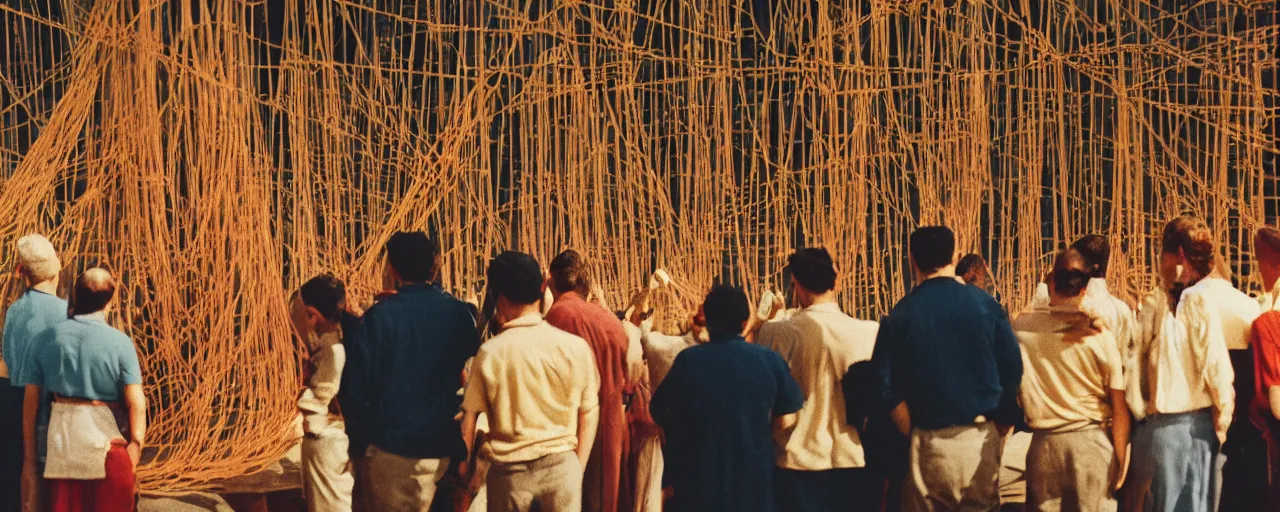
[1128,216,1252,512]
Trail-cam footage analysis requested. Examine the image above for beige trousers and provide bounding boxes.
[363,444,449,512]
[905,422,1003,512]
[302,425,354,512]
[486,451,582,512]
[1026,428,1117,512]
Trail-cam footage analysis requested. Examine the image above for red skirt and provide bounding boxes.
[47,442,135,512]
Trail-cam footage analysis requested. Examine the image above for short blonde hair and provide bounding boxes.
[16,234,61,282]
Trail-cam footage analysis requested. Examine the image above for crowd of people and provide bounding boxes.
[3,215,1280,512]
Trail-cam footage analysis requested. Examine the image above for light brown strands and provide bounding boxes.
[1,0,1277,493]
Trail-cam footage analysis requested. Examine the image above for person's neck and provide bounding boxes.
[1047,293,1082,307]
[800,292,837,309]
[30,280,56,295]
[918,265,957,285]
[551,288,582,301]
[499,303,541,328]
[398,281,427,289]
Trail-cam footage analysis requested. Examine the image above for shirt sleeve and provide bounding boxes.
[771,352,804,417]
[119,338,143,386]
[461,349,489,415]
[871,314,903,412]
[1180,292,1235,436]
[579,342,602,411]
[991,307,1024,425]
[1096,330,1126,391]
[25,334,45,387]
[650,351,686,429]
[1254,315,1280,393]
[299,343,345,435]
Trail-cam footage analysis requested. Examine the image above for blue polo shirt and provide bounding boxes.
[873,277,1022,429]
[651,333,804,512]
[346,284,480,459]
[3,289,68,387]
[28,316,141,401]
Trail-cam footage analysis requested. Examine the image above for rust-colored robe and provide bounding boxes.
[546,292,632,512]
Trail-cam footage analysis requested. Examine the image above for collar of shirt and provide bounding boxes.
[1045,295,1085,313]
[397,283,441,295]
[1085,278,1110,300]
[501,312,543,330]
[74,311,107,322]
[804,302,841,314]
[708,332,743,344]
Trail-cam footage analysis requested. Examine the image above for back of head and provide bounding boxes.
[549,249,591,295]
[1051,248,1092,299]
[909,226,956,275]
[299,274,346,321]
[487,251,545,305]
[385,231,439,283]
[788,247,837,294]
[956,254,987,282]
[1070,234,1110,279]
[1256,227,1280,263]
[1162,217,1215,276]
[701,283,749,336]
[16,234,61,283]
[72,268,116,316]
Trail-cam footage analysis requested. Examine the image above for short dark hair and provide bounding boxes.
[1070,235,1110,278]
[788,248,837,293]
[701,283,750,336]
[385,231,439,283]
[549,249,591,295]
[486,251,544,305]
[956,254,987,280]
[72,269,116,316]
[1051,248,1091,298]
[909,226,956,275]
[299,274,346,321]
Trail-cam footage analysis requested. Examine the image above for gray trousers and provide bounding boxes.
[1026,427,1117,512]
[486,451,582,512]
[905,422,1003,512]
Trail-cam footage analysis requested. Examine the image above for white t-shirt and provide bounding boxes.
[756,303,878,470]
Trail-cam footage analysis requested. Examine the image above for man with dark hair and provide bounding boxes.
[1014,249,1130,511]
[347,231,480,511]
[756,248,880,511]
[543,249,632,512]
[23,268,146,512]
[461,251,600,512]
[651,284,804,512]
[290,274,360,512]
[3,234,66,512]
[872,226,1022,511]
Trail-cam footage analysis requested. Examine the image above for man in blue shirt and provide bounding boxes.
[1,234,66,512]
[651,283,804,512]
[345,232,480,511]
[24,268,146,512]
[872,226,1022,512]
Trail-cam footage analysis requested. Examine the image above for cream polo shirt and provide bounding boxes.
[1013,300,1124,432]
[756,303,878,470]
[1148,279,1235,436]
[462,313,601,463]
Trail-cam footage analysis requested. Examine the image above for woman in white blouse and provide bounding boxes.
[1129,216,1235,512]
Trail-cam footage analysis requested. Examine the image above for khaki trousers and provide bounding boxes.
[363,444,449,512]
[1026,427,1117,512]
[301,424,354,512]
[905,422,1002,512]
[486,451,582,512]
